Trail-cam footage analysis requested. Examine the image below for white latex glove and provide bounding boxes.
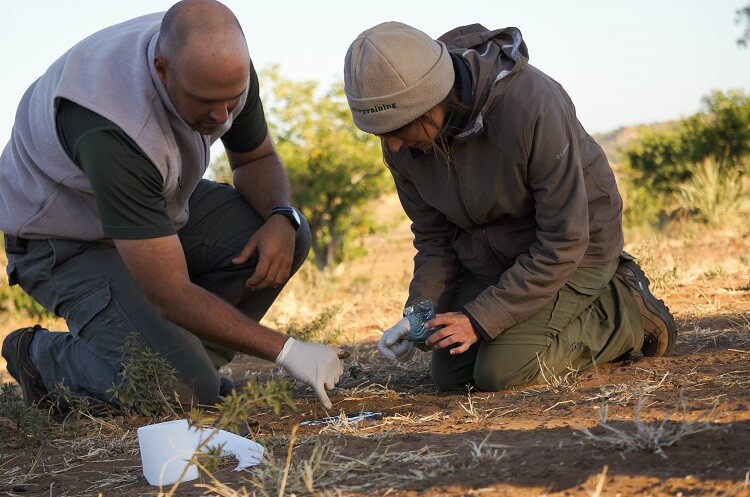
[275,337,346,409]
[378,317,416,362]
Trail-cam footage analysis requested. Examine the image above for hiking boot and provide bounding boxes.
[2,325,50,407]
[615,257,677,357]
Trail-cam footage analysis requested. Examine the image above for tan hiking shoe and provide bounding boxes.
[615,258,677,357]
[2,325,51,407]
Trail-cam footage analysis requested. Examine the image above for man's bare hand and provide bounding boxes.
[425,311,479,354]
[232,215,296,290]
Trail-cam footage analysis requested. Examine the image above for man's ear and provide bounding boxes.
[153,56,169,85]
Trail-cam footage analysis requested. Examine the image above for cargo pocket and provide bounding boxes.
[546,275,607,333]
[62,282,115,340]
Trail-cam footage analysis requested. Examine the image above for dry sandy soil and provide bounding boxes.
[1,220,749,497]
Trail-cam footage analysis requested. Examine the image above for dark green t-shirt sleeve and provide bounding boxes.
[55,98,176,239]
[220,64,268,153]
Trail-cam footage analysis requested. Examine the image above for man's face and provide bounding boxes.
[156,52,249,135]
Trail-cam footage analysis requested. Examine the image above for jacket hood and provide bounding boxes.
[439,24,528,61]
[438,24,529,140]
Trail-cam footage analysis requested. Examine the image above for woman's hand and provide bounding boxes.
[424,311,479,354]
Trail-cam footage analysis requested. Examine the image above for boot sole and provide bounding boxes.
[618,261,677,357]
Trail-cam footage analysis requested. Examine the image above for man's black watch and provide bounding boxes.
[269,206,301,231]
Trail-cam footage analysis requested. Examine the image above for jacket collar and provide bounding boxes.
[442,53,474,143]
[408,53,473,158]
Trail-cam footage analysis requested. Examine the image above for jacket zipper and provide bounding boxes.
[448,159,475,227]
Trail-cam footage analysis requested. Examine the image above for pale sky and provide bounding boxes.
[1,0,748,150]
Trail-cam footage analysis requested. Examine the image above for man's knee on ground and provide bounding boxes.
[176,373,221,406]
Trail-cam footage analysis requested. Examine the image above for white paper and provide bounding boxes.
[190,426,265,471]
[138,420,265,486]
[137,420,200,486]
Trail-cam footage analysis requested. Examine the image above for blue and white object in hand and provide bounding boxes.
[404,300,443,351]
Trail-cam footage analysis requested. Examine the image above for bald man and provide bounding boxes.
[0,0,346,411]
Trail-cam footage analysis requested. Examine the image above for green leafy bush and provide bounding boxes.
[283,306,342,345]
[620,89,750,227]
[0,383,49,446]
[107,333,179,416]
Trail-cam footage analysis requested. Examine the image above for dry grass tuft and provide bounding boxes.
[680,319,750,350]
[577,393,721,458]
[457,385,517,423]
[587,372,671,406]
[466,433,509,463]
[244,435,460,495]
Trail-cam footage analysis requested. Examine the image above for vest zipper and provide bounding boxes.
[202,136,210,171]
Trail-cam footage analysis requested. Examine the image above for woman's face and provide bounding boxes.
[380,106,447,153]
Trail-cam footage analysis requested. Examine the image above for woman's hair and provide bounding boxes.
[379,81,470,162]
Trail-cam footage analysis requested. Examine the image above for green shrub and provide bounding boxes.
[674,158,750,226]
[107,333,179,416]
[619,89,750,227]
[283,306,342,345]
[619,175,669,229]
[0,383,49,446]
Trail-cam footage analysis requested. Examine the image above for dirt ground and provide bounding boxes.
[1,224,749,497]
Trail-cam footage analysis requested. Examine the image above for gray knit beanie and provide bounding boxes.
[344,21,455,135]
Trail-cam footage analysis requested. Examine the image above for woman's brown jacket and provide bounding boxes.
[385,24,624,339]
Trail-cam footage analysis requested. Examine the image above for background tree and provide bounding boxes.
[209,67,392,270]
[620,88,750,227]
[621,123,688,196]
[622,89,750,194]
[208,153,232,185]
[737,2,750,47]
[688,89,750,165]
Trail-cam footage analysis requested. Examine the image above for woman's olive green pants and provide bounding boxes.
[431,256,644,391]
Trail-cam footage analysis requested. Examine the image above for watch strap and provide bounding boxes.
[269,206,301,231]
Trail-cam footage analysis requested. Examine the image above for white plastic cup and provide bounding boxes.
[137,419,200,486]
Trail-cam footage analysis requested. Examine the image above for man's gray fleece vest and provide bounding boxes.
[0,12,248,241]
